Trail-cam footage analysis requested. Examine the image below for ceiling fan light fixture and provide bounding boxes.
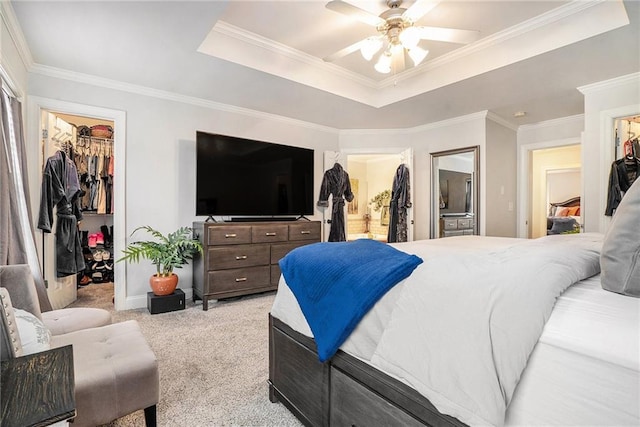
[408,46,429,66]
[374,52,392,74]
[360,37,383,61]
[399,26,420,49]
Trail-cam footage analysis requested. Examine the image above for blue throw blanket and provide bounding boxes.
[279,239,423,362]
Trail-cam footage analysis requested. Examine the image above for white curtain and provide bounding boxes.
[1,80,52,311]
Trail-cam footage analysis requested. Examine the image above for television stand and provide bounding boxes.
[204,216,219,223]
[296,215,311,221]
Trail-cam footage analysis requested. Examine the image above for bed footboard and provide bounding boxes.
[268,314,466,427]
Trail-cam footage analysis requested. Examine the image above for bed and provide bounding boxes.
[546,196,581,235]
[268,234,640,426]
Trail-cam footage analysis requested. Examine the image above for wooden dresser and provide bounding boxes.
[192,220,321,310]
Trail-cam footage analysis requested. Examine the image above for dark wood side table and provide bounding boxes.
[1,345,76,427]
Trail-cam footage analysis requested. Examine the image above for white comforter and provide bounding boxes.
[272,234,603,426]
[370,233,602,426]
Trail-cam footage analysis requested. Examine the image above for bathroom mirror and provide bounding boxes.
[430,146,480,238]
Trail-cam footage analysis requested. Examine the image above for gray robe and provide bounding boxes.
[38,150,85,277]
[318,163,354,242]
[387,164,411,243]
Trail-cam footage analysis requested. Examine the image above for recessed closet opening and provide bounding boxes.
[39,110,117,309]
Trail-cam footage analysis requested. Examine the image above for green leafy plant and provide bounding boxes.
[118,226,203,277]
[370,189,391,212]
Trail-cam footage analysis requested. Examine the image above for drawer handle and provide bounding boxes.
[235,255,247,260]
[235,277,247,282]
[224,233,237,238]
[300,230,311,235]
[265,232,277,236]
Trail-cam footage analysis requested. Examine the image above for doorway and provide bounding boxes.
[28,97,127,310]
[322,149,414,242]
[528,145,581,238]
[42,112,115,307]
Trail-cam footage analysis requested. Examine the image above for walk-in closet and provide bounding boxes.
[40,111,116,308]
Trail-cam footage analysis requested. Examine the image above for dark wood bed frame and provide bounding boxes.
[548,196,581,215]
[269,314,467,427]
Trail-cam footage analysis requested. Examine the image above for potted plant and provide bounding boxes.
[118,226,203,296]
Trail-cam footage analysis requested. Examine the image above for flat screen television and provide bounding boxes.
[196,131,314,218]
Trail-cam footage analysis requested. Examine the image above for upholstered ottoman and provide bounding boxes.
[43,308,112,335]
[51,320,159,427]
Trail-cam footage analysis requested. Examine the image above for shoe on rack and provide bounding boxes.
[95,232,104,245]
[79,275,91,286]
[101,225,112,248]
[88,234,97,248]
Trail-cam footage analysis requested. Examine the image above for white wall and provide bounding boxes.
[485,119,517,237]
[25,73,339,309]
[579,72,640,233]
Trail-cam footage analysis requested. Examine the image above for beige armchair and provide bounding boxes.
[0,265,159,427]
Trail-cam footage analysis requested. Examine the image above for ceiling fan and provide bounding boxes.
[323,0,480,74]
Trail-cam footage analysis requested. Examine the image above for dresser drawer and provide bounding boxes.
[271,242,312,264]
[288,222,321,241]
[207,244,269,270]
[252,225,289,243]
[271,264,282,285]
[463,229,474,235]
[457,218,472,229]
[442,230,465,237]
[207,266,270,294]
[207,225,252,245]
[443,219,458,230]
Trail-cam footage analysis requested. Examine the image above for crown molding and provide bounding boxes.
[213,21,378,89]
[518,113,585,132]
[486,112,518,131]
[30,64,338,134]
[383,0,608,88]
[577,71,640,95]
[338,111,489,136]
[0,1,34,71]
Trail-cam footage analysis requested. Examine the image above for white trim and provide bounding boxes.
[30,64,338,135]
[0,1,34,72]
[578,72,640,95]
[516,137,581,238]
[26,96,129,310]
[338,111,489,136]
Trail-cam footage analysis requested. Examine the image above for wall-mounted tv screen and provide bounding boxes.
[196,131,314,218]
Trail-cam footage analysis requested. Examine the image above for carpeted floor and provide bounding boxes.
[71,283,303,427]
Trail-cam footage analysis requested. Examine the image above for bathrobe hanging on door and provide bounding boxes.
[38,150,85,277]
[318,163,354,242]
[387,164,411,243]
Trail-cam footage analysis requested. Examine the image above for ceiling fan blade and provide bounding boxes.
[323,38,367,62]
[416,26,480,44]
[402,0,442,23]
[326,0,385,27]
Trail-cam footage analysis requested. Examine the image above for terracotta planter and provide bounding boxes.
[149,274,178,296]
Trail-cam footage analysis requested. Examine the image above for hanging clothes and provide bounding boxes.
[38,150,86,277]
[318,163,354,242]
[387,164,411,243]
[605,154,639,216]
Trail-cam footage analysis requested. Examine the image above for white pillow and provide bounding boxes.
[14,308,51,355]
